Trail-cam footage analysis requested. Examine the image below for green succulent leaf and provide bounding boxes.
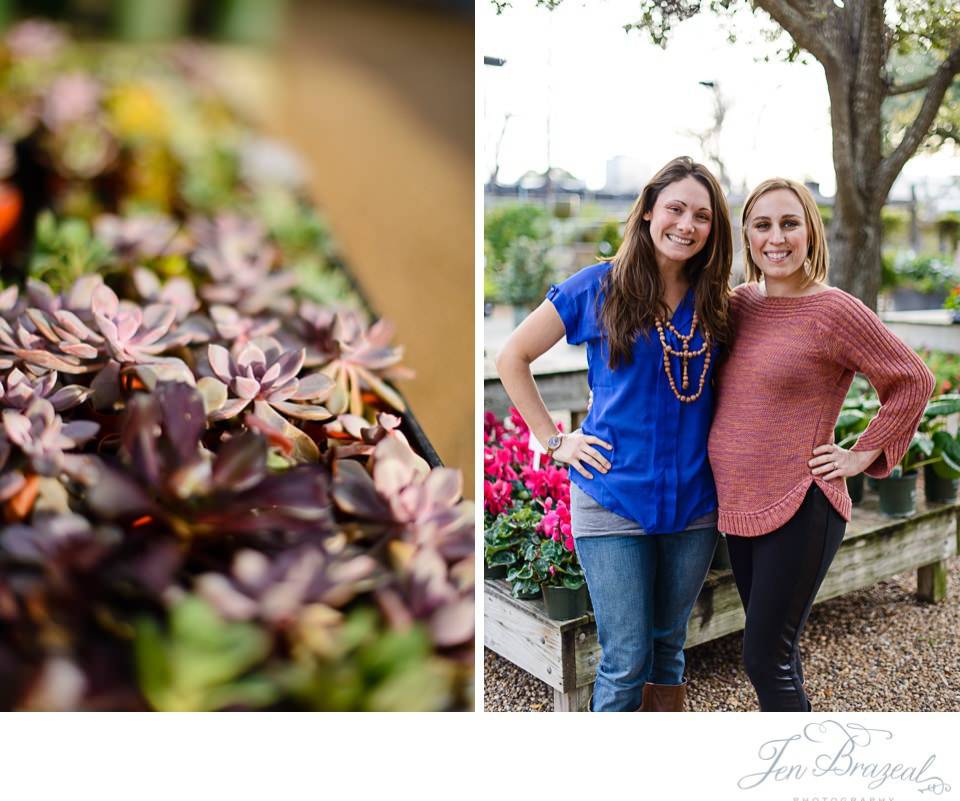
[135,595,274,712]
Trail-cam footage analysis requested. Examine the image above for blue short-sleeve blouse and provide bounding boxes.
[546,262,717,534]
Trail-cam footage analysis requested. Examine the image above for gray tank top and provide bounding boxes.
[569,482,717,538]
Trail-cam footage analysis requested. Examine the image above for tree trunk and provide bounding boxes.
[828,201,883,311]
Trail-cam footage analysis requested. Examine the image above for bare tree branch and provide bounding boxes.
[757,0,842,68]
[887,74,935,95]
[877,42,960,198]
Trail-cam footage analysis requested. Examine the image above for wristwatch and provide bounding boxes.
[545,433,563,459]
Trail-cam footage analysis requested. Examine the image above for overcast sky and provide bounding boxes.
[480,0,960,196]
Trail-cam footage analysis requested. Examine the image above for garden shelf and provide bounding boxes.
[484,485,960,712]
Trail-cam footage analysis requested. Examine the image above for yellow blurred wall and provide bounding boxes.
[266,1,474,495]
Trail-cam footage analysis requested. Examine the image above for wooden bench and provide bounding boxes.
[484,490,960,712]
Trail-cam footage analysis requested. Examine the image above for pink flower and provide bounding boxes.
[539,498,572,545]
[483,478,513,518]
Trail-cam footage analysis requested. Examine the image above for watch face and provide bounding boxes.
[547,435,562,450]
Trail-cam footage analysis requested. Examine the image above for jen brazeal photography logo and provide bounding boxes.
[737,720,952,796]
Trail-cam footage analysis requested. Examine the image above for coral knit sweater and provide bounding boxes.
[707,283,935,537]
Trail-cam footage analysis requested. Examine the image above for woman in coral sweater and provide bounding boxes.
[708,178,935,712]
[497,157,732,711]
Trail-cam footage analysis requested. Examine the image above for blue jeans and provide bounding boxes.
[575,528,718,712]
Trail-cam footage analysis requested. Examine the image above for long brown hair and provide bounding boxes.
[600,156,732,369]
[742,178,829,287]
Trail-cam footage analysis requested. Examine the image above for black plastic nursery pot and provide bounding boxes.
[924,464,959,505]
[484,562,509,580]
[542,584,589,621]
[877,471,918,517]
[846,473,865,504]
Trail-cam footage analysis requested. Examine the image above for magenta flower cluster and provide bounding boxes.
[483,408,574,553]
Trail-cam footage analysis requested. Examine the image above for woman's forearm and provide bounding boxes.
[494,301,569,450]
[495,349,561,450]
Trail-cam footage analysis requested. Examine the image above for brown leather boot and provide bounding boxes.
[637,681,687,712]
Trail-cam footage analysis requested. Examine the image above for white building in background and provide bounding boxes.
[603,156,650,195]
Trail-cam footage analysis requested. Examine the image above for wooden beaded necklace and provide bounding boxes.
[654,311,711,403]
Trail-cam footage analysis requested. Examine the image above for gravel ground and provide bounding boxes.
[483,555,960,712]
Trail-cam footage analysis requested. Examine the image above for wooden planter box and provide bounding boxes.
[484,491,960,712]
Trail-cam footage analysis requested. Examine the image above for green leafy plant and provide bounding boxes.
[919,394,960,479]
[886,252,958,294]
[534,536,585,590]
[835,378,879,448]
[494,236,555,308]
[486,506,543,598]
[28,212,113,292]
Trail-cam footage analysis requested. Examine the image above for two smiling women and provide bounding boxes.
[496,158,933,712]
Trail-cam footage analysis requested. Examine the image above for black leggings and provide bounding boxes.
[726,484,846,712]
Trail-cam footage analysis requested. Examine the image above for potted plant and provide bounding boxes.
[918,394,960,504]
[876,433,936,517]
[886,252,959,311]
[484,505,539,581]
[537,537,589,620]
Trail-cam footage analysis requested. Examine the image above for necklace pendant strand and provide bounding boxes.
[655,311,710,403]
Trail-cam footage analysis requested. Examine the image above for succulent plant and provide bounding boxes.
[4,20,66,61]
[41,73,101,132]
[28,213,113,293]
[91,284,189,364]
[334,434,473,563]
[325,411,402,459]
[0,308,103,377]
[297,306,411,415]
[0,26,474,709]
[0,435,26,503]
[196,544,380,627]
[2,398,98,478]
[84,382,334,540]
[201,338,338,423]
[95,215,187,265]
[190,214,295,315]
[0,367,91,412]
[209,305,279,352]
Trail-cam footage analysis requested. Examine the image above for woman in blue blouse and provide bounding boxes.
[496,157,732,711]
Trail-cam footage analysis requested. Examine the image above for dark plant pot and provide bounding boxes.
[484,562,509,581]
[877,471,918,517]
[846,473,865,504]
[710,535,731,571]
[889,287,949,312]
[542,584,589,620]
[867,476,879,492]
[924,463,959,505]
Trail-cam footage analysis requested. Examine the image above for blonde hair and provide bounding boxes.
[741,178,828,286]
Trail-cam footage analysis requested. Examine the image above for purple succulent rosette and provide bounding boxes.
[201,337,338,423]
